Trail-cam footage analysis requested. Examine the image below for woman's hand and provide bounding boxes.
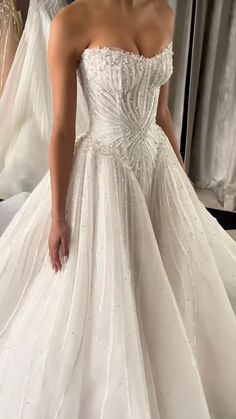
[48,219,70,273]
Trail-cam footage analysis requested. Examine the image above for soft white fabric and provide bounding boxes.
[0,0,89,199]
[0,43,236,418]
[0,192,29,235]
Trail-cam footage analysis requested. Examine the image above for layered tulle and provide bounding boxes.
[0,139,213,418]
[0,0,89,200]
[0,0,66,198]
[0,130,236,418]
[0,192,29,235]
[0,36,236,419]
[150,132,236,418]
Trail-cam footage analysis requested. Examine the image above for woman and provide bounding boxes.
[0,0,236,418]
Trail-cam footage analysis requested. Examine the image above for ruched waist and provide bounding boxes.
[85,117,158,141]
[73,122,167,173]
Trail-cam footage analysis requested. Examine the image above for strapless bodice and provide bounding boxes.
[78,43,173,140]
[75,44,174,204]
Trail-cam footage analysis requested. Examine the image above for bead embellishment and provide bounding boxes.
[81,41,173,62]
[74,138,133,170]
[75,42,174,185]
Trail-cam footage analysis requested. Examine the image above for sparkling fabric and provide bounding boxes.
[0,0,23,96]
[0,43,236,419]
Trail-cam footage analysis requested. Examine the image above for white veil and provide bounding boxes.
[0,0,89,200]
[0,0,90,234]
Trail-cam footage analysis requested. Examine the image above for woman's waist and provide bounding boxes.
[85,117,161,138]
[73,122,167,165]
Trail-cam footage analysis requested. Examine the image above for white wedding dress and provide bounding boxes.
[0,42,236,419]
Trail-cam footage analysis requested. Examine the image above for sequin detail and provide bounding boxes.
[74,137,133,170]
[81,41,173,61]
[0,34,236,419]
[75,44,174,196]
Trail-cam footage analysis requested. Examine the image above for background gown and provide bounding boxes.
[0,0,23,96]
[0,0,89,200]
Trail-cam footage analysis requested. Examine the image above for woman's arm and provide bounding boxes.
[48,13,78,222]
[47,7,86,273]
[156,81,185,168]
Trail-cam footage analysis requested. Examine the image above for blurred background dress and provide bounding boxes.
[0,0,23,96]
[0,0,88,204]
[0,0,67,200]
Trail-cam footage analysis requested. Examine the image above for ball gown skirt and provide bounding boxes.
[0,43,236,419]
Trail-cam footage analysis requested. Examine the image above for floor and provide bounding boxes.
[195,188,236,241]
[227,229,236,240]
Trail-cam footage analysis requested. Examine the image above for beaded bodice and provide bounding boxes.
[76,43,174,203]
[79,43,173,139]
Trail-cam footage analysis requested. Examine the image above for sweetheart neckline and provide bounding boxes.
[81,41,173,61]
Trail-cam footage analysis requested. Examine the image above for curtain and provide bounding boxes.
[16,0,29,23]
[168,0,194,144]
[189,0,236,211]
[173,0,236,211]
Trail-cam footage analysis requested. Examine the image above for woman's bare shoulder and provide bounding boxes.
[50,1,91,55]
[54,1,90,22]
[154,1,175,17]
[155,0,175,14]
[152,0,175,38]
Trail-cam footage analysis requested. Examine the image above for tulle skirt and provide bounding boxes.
[0,126,236,418]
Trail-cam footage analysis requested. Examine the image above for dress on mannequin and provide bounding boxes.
[0,0,23,96]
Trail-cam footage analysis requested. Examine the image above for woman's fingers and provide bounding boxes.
[54,241,62,272]
[61,235,70,265]
[50,240,61,273]
[48,222,71,273]
[50,239,70,273]
[49,247,57,272]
